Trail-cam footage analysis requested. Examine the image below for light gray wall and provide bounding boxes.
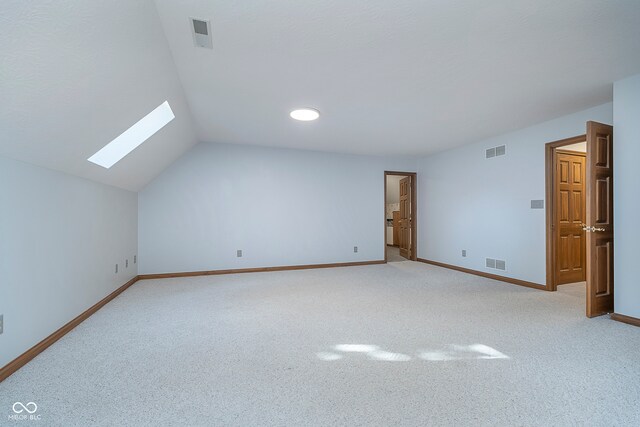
[416,103,612,285]
[613,73,640,319]
[0,156,138,368]
[385,175,404,204]
[138,143,416,274]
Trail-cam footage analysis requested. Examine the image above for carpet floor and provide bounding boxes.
[1,262,639,426]
[386,245,407,262]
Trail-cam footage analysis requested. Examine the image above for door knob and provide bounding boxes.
[581,223,606,232]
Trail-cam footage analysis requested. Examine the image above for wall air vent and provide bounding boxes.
[486,258,506,271]
[190,18,212,49]
[486,145,506,159]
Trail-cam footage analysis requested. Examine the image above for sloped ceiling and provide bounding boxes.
[2,1,640,191]
[0,1,197,191]
[155,0,640,156]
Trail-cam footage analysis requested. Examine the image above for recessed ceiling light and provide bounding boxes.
[88,101,175,169]
[290,108,320,121]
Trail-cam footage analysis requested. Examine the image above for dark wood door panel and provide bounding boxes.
[399,176,411,259]
[555,151,587,285]
[586,122,614,317]
[595,177,610,225]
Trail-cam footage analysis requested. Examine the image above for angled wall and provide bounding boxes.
[0,156,138,368]
[613,73,640,319]
[416,103,613,285]
[138,143,416,274]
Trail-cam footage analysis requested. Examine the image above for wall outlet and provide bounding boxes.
[134,255,137,264]
[237,250,243,258]
[0,314,3,335]
[115,264,118,274]
[462,250,467,257]
[353,246,358,253]
[126,259,129,268]
[531,199,544,209]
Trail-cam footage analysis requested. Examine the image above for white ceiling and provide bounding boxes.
[562,141,587,153]
[0,1,197,191]
[2,1,640,190]
[155,0,640,157]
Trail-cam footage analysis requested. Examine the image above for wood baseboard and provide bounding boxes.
[0,276,139,383]
[138,260,386,280]
[1,260,386,382]
[610,313,640,327]
[417,258,546,290]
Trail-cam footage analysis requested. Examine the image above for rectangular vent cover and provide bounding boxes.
[190,18,212,49]
[486,145,506,159]
[193,19,208,35]
[486,258,506,271]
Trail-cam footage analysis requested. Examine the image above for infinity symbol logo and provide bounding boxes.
[12,402,38,414]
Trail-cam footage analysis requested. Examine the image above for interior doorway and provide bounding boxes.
[384,171,417,262]
[545,122,614,318]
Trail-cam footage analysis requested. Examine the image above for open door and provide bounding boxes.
[399,176,411,259]
[384,171,417,262]
[585,121,614,318]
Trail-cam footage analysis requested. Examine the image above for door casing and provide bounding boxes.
[384,171,417,261]
[545,122,615,318]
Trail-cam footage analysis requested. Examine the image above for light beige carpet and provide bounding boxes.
[1,262,638,426]
[386,245,407,262]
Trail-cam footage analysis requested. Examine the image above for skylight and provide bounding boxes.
[88,101,175,168]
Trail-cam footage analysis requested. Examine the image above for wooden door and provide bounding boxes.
[585,121,614,318]
[392,211,400,246]
[399,177,411,259]
[554,151,586,285]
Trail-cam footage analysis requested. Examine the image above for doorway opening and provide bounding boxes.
[545,122,614,318]
[384,171,416,262]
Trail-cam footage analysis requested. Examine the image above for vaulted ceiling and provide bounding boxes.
[2,0,640,191]
[0,1,197,191]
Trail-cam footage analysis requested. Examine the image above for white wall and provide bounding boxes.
[417,103,612,285]
[0,156,138,368]
[613,74,640,319]
[138,143,416,274]
[386,175,404,204]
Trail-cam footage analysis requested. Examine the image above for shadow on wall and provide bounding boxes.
[316,344,509,362]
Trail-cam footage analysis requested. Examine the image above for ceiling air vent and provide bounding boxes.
[486,145,506,159]
[485,148,496,159]
[190,18,212,49]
